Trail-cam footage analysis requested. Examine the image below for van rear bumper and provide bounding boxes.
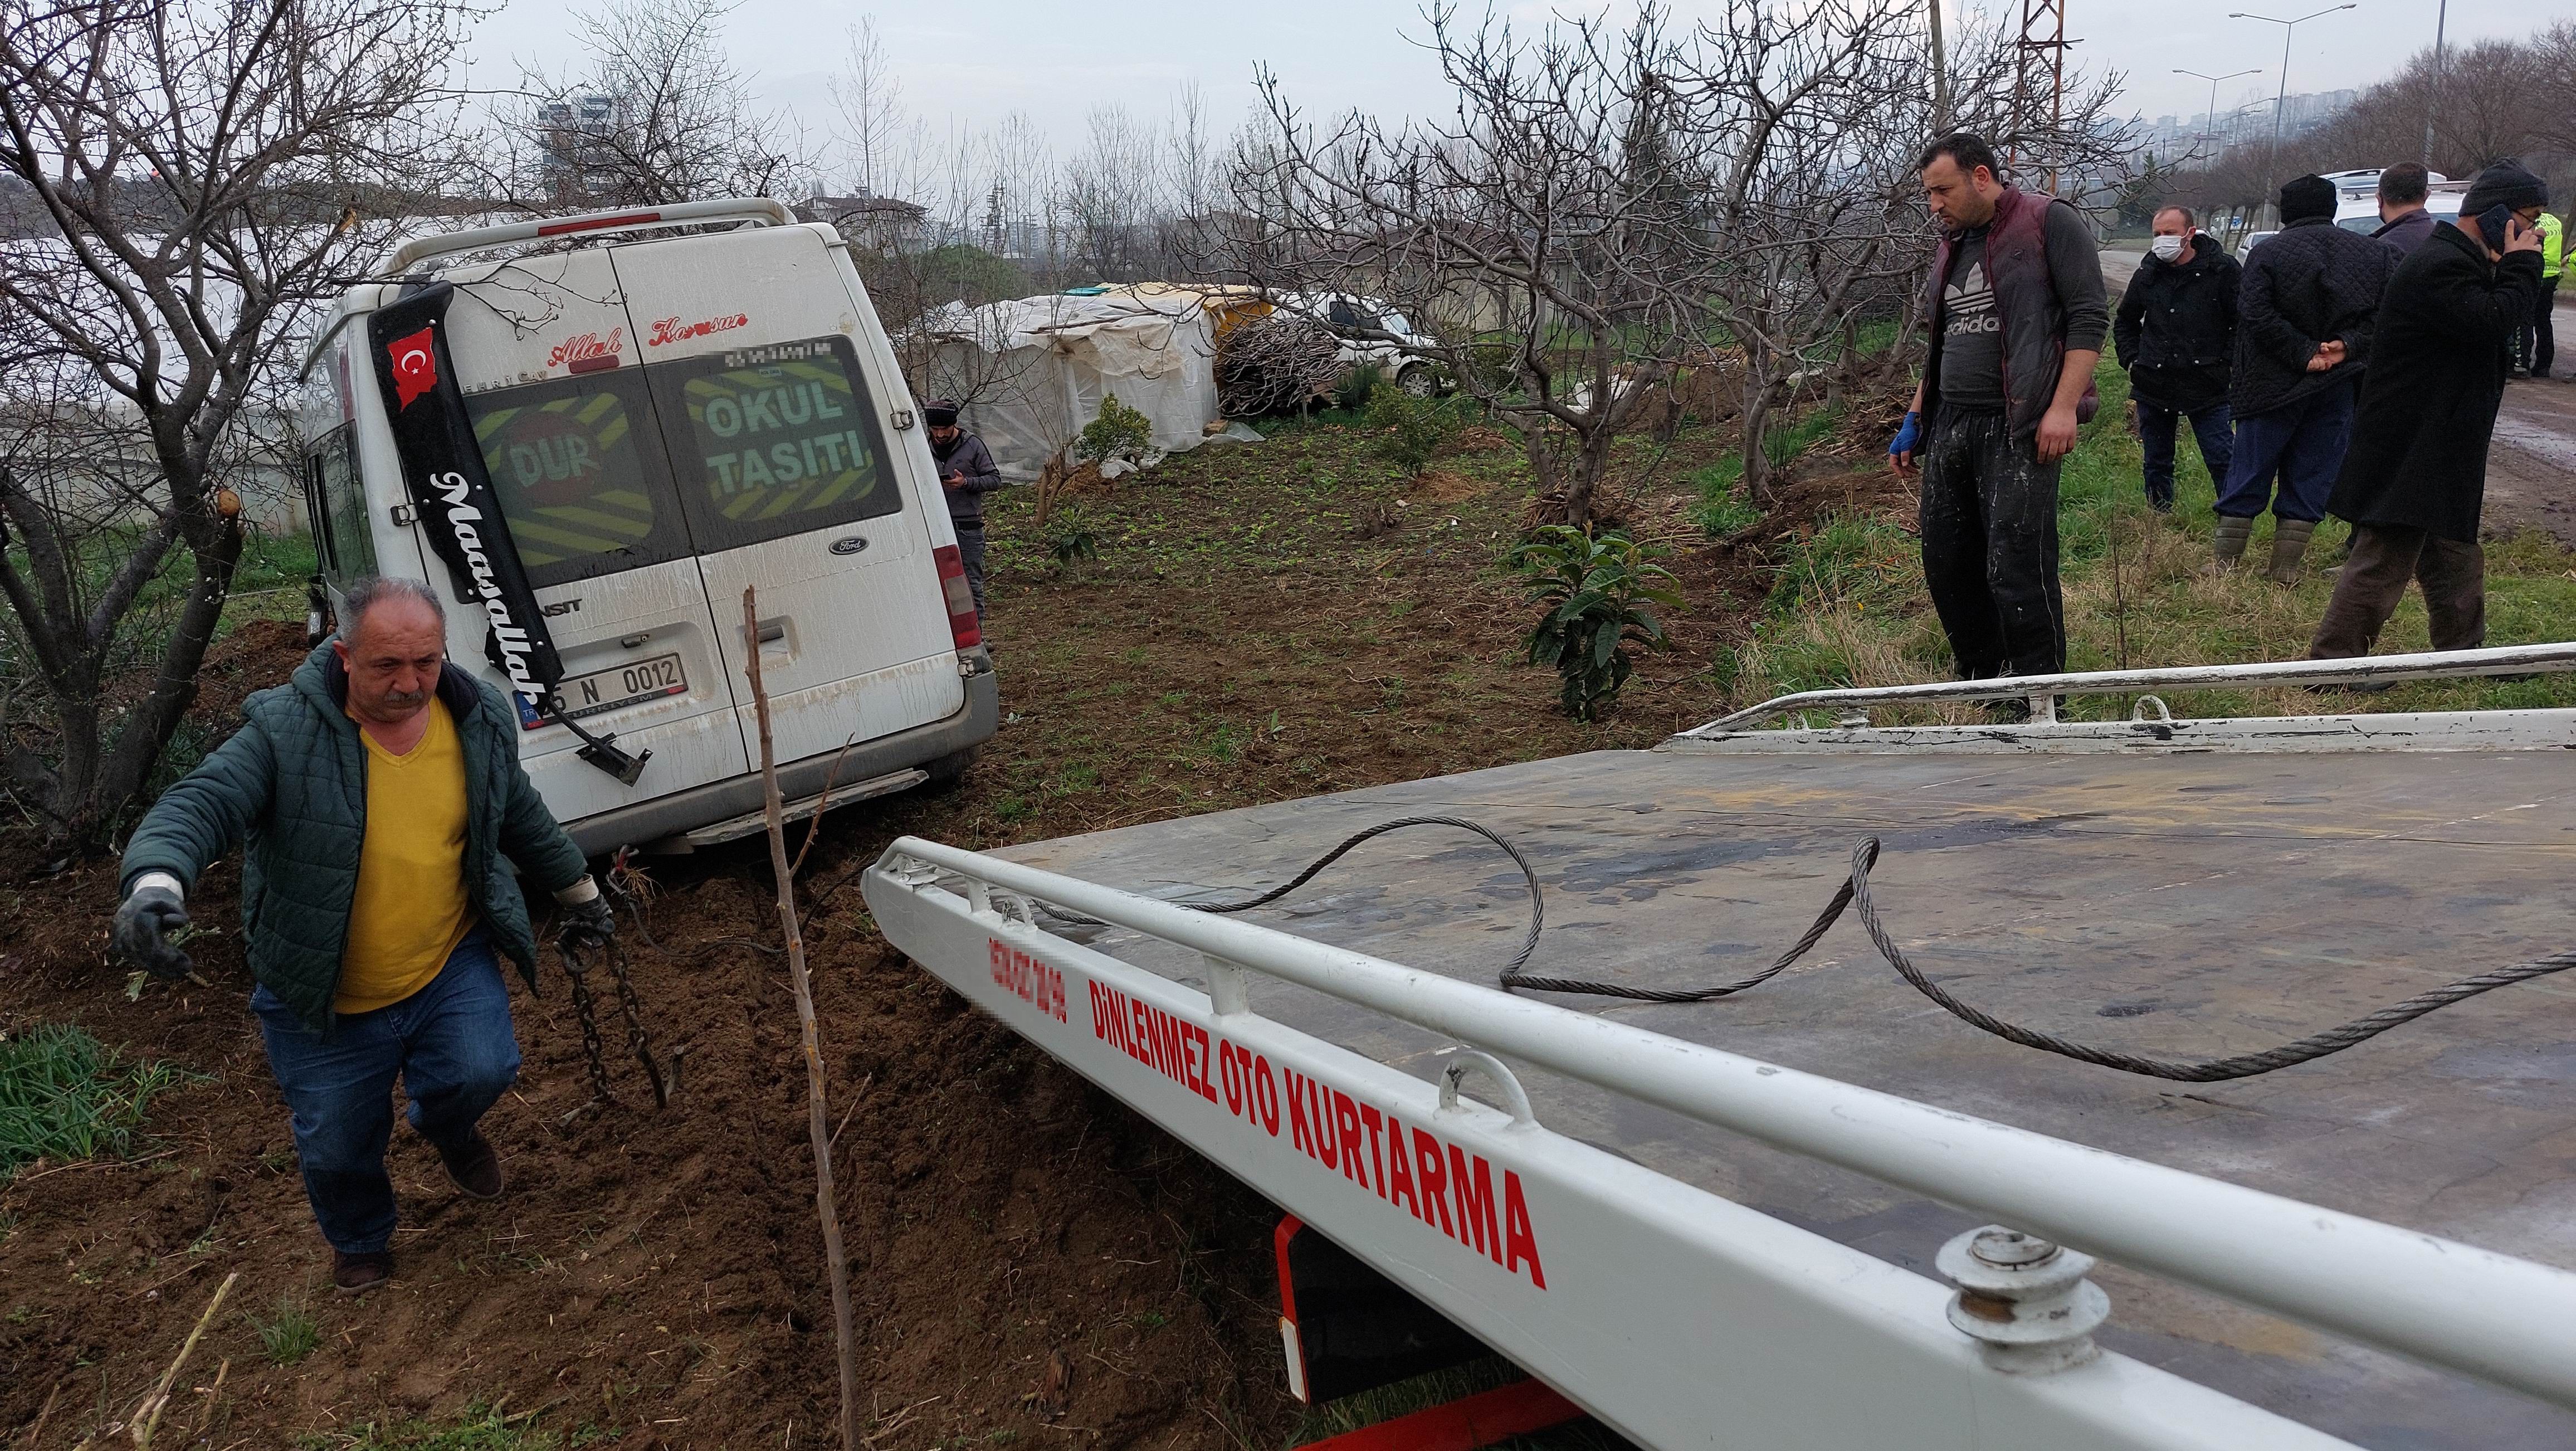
[565,656,999,857]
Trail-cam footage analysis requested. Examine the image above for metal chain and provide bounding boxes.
[604,934,672,1107]
[559,941,614,1104]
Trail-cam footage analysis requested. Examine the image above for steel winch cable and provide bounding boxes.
[1024,817,2575,1083]
[1033,815,1546,976]
[1507,835,2576,1083]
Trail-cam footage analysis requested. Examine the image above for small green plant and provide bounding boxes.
[1074,392,1153,474]
[1687,459,1763,537]
[1043,505,1099,568]
[253,1294,321,1366]
[1363,386,1460,478]
[0,1024,197,1181]
[1332,362,1384,413]
[303,1401,559,1449]
[1507,525,1681,721]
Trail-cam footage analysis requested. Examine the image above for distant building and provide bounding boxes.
[802,189,931,252]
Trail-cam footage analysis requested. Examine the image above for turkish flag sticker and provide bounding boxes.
[387,325,438,409]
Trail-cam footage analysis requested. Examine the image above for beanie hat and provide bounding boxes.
[922,399,960,427]
[2460,159,2547,218]
[2279,175,2337,224]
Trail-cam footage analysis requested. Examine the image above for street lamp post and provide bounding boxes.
[2178,67,2265,249]
[2422,0,2449,169]
[2175,67,2263,152]
[2230,5,2358,227]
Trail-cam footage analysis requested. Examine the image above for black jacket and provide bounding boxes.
[2328,223,2544,542]
[932,431,1003,527]
[2229,216,2396,419]
[2113,240,2240,411]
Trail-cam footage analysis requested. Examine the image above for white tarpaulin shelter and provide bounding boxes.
[916,285,1260,480]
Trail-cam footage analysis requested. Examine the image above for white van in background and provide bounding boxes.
[295,199,997,855]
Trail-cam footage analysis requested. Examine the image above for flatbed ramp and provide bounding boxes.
[865,654,2576,1451]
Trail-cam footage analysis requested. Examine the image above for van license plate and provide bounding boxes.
[534,653,688,728]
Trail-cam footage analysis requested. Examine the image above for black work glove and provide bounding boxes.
[113,882,194,980]
[557,890,616,955]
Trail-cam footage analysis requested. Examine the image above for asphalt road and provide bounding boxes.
[2098,247,2576,546]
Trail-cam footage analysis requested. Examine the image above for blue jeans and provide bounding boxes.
[252,928,520,1253]
[2136,399,2232,508]
[2217,379,2357,524]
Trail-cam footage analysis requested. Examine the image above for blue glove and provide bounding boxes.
[1889,410,1921,457]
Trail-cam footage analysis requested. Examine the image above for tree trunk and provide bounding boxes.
[76,522,246,844]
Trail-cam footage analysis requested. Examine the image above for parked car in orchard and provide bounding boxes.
[1276,291,1449,396]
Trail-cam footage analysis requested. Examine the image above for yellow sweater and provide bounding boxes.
[336,699,475,1013]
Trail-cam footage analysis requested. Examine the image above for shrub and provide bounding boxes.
[1508,525,1681,721]
[1075,393,1153,474]
[1045,505,1100,568]
[1332,362,1384,413]
[1363,386,1460,478]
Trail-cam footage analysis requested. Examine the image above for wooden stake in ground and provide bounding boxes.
[741,586,862,1451]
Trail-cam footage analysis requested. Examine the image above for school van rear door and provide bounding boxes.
[607,224,966,767]
[434,249,755,821]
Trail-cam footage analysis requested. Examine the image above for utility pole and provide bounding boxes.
[1929,0,1953,135]
[2009,0,2071,194]
[2230,6,2357,228]
[2421,0,2448,169]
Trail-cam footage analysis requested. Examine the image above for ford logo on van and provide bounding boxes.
[828,535,869,556]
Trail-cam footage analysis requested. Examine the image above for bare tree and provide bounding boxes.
[1222,6,1724,526]
[505,0,809,211]
[828,16,920,202]
[0,0,474,850]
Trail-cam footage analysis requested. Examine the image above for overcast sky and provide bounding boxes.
[465,0,2568,181]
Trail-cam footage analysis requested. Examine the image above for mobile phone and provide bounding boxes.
[2474,204,2514,251]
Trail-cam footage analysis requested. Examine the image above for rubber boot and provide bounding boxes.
[2212,515,2254,571]
[2266,518,2316,586]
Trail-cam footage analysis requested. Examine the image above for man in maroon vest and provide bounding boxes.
[1890,133,2106,698]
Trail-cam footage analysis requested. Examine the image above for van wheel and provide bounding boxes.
[922,748,977,792]
[1397,366,1437,398]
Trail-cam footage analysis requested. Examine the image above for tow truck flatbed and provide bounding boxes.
[865,648,2576,1450]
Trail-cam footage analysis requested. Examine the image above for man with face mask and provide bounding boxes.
[2311,162,2548,665]
[2114,206,2240,512]
[924,398,1002,621]
[109,577,612,1294]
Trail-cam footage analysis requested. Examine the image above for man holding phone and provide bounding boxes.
[924,398,1002,622]
[2310,162,2548,666]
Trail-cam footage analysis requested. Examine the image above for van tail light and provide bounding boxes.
[933,544,982,649]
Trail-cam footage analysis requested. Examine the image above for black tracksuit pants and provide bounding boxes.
[1919,403,2067,680]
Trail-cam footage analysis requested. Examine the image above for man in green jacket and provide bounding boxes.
[111,576,613,1293]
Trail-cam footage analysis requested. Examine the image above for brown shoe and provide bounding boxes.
[333,1249,394,1294]
[436,1131,504,1200]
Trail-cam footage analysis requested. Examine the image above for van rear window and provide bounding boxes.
[467,371,694,588]
[651,335,898,551]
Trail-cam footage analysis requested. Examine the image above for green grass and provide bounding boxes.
[1717,358,2576,723]
[297,1403,558,1450]
[0,1024,197,1181]
[1686,459,1761,536]
[252,1294,321,1366]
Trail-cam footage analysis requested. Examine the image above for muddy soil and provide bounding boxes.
[0,420,1874,1449]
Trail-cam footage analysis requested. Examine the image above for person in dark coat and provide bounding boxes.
[2215,174,2396,583]
[924,398,1003,620]
[2114,205,2238,512]
[2370,162,2440,259]
[2310,162,2550,665]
